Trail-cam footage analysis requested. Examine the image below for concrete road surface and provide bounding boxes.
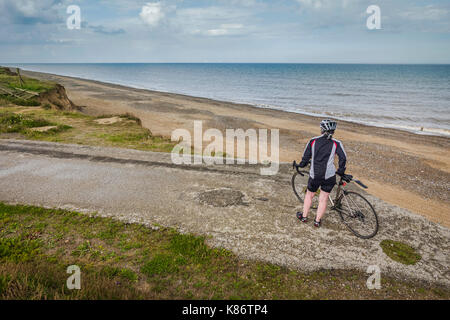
[0,139,448,286]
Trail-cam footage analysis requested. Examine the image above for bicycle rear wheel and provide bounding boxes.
[291,172,319,209]
[337,191,379,239]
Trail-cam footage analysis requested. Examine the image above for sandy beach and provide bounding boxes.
[21,69,450,228]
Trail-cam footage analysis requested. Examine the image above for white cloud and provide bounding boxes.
[206,29,228,36]
[172,6,250,37]
[205,24,244,36]
[15,0,37,16]
[296,0,324,10]
[139,2,165,27]
[221,24,244,29]
[400,5,449,21]
[217,0,258,7]
[295,0,362,11]
[1,0,449,63]
[0,0,68,24]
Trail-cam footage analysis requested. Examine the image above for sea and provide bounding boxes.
[6,63,450,137]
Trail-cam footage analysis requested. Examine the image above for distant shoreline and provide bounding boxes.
[7,63,450,138]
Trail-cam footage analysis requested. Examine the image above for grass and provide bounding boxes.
[0,237,41,262]
[0,103,177,153]
[1,95,41,107]
[0,202,447,300]
[0,111,71,136]
[380,240,422,265]
[0,67,55,94]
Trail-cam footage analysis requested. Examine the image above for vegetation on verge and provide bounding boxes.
[0,203,447,300]
[0,104,176,153]
[1,95,41,107]
[0,111,71,136]
[380,240,422,265]
[0,67,55,94]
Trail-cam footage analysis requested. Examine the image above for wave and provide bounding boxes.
[330,93,364,97]
[256,104,450,137]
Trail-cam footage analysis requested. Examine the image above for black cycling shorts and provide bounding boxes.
[307,175,336,193]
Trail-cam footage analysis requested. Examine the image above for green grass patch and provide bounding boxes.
[0,111,70,136]
[380,240,422,265]
[101,132,149,143]
[169,233,211,263]
[100,266,138,282]
[0,95,40,106]
[141,253,186,276]
[0,68,55,93]
[0,103,177,153]
[0,275,11,295]
[0,202,446,300]
[21,117,53,128]
[27,124,73,136]
[0,237,41,262]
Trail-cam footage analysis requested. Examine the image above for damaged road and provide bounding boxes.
[0,139,448,287]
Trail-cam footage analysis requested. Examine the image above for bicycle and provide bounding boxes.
[292,161,379,239]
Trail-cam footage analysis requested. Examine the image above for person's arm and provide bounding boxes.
[299,139,313,167]
[335,140,347,175]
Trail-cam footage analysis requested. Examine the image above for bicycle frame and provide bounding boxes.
[292,161,350,209]
[328,178,347,209]
[292,160,378,239]
[328,184,339,208]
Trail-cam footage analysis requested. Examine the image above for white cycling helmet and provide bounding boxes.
[320,119,337,133]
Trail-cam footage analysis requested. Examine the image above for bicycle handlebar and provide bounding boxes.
[292,160,368,189]
[354,180,368,189]
[292,161,307,176]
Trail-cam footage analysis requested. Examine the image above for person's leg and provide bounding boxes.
[315,190,330,222]
[302,190,315,218]
[315,175,336,223]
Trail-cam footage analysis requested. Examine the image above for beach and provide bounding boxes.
[21,69,450,228]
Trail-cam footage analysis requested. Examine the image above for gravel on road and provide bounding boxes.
[0,139,448,287]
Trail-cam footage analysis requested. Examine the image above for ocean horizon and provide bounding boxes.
[5,63,450,137]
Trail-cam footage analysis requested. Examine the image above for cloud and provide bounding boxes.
[222,24,244,29]
[293,0,450,33]
[295,0,359,10]
[205,24,244,36]
[1,0,449,63]
[87,24,126,35]
[139,2,165,27]
[206,29,228,36]
[296,0,325,10]
[171,6,252,37]
[217,0,258,7]
[400,5,449,21]
[0,0,68,25]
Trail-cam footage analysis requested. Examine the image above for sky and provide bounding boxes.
[0,0,449,64]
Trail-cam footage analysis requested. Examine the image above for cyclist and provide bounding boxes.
[296,119,347,227]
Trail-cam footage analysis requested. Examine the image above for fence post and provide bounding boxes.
[17,68,24,88]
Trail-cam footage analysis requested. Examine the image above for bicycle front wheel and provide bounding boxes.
[337,191,379,239]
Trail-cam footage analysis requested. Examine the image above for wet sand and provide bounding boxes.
[22,70,450,227]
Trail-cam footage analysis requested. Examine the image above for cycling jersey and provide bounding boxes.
[299,134,347,180]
